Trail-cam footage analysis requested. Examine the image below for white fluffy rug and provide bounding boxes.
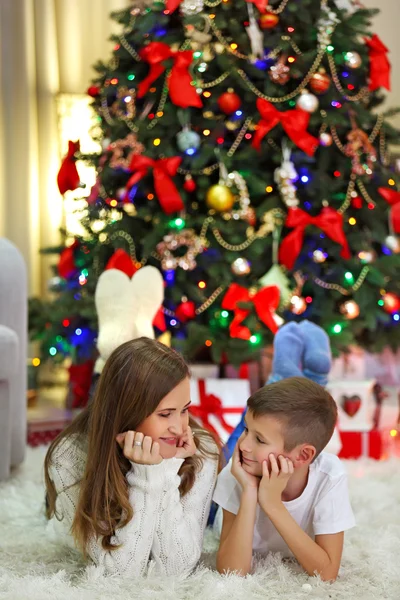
[0,447,399,600]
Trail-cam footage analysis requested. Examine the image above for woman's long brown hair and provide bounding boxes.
[44,338,218,555]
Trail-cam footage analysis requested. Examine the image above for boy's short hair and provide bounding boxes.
[247,377,337,457]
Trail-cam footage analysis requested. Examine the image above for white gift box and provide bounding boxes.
[190,379,249,443]
[327,379,376,432]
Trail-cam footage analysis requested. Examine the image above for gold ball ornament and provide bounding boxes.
[206,184,235,212]
[231,258,251,276]
[340,300,360,320]
[259,13,279,29]
[309,70,331,94]
[344,51,362,69]
[313,249,327,263]
[319,132,333,147]
[290,295,307,315]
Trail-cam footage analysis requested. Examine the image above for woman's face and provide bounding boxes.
[136,377,191,458]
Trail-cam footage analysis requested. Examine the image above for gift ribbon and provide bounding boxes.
[57,140,81,194]
[58,240,79,279]
[378,187,400,233]
[222,283,280,340]
[365,34,391,91]
[279,207,351,270]
[252,99,319,157]
[189,380,243,440]
[138,41,202,109]
[125,155,184,214]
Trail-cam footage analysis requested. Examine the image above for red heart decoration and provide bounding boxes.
[342,396,362,417]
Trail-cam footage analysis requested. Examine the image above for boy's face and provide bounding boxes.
[238,410,293,477]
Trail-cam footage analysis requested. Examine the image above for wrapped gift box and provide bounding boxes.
[327,379,376,432]
[338,430,389,460]
[190,379,249,443]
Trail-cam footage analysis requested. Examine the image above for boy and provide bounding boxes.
[214,377,355,581]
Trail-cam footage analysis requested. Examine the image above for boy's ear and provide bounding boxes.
[295,444,316,465]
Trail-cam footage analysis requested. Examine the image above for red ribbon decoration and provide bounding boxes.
[138,42,202,109]
[68,360,94,409]
[57,141,81,194]
[279,207,351,270]
[58,240,79,279]
[378,187,400,233]
[189,380,243,441]
[105,249,139,278]
[252,99,319,157]
[126,154,184,214]
[246,0,269,13]
[222,283,280,340]
[365,34,391,91]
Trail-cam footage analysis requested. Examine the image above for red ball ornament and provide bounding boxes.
[218,91,241,115]
[383,293,400,314]
[175,301,196,323]
[351,196,363,209]
[183,175,196,193]
[259,12,279,30]
[309,70,331,94]
[87,85,100,97]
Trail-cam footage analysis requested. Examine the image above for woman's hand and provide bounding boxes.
[175,426,197,459]
[116,431,163,465]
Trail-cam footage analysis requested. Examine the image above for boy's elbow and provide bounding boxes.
[317,564,339,582]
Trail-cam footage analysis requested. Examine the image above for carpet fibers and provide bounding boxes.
[1,447,399,600]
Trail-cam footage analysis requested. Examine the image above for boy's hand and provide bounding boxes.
[231,442,260,492]
[258,454,294,513]
[175,426,197,459]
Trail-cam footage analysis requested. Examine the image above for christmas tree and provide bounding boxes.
[31,0,400,373]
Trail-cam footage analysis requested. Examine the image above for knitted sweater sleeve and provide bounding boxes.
[48,438,217,577]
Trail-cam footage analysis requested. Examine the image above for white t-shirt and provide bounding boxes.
[213,452,355,558]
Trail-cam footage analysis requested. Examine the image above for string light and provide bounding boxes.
[203,129,211,136]
[63,319,70,327]
[203,91,211,98]
[198,281,206,289]
[127,74,135,80]
[205,339,213,347]
[333,324,342,334]
[147,194,154,200]
[349,217,356,225]
[221,310,229,318]
[32,358,41,367]
[388,178,395,186]
[110,199,118,207]
[49,347,57,356]
[288,56,296,63]
[250,334,261,344]
[390,429,398,437]
[334,171,341,177]
[75,328,82,336]
[345,272,354,283]
[153,138,161,146]
[266,186,273,193]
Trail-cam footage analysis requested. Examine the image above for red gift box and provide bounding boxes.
[338,430,388,460]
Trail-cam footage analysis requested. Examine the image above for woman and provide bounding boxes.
[45,338,219,577]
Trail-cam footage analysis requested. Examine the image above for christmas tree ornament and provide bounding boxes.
[309,70,331,94]
[183,174,196,192]
[340,299,360,319]
[47,276,64,293]
[358,249,376,263]
[344,51,362,69]
[319,132,333,146]
[206,184,235,212]
[177,128,201,153]
[180,0,204,15]
[156,229,204,271]
[313,249,328,263]
[333,0,361,14]
[269,55,290,85]
[218,91,242,115]
[274,143,300,208]
[378,187,400,234]
[231,257,251,276]
[87,85,100,97]
[110,87,137,120]
[290,295,307,315]
[109,133,144,169]
[259,12,279,30]
[351,195,363,209]
[258,264,292,307]
[296,90,319,113]
[383,292,400,314]
[365,34,391,92]
[246,3,265,59]
[57,141,81,195]
[345,114,377,176]
[385,235,400,253]
[175,300,196,322]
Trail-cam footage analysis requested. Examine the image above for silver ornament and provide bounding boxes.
[296,91,319,113]
[176,129,201,153]
[231,258,251,276]
[181,0,204,15]
[313,249,327,263]
[319,132,333,146]
[344,51,362,69]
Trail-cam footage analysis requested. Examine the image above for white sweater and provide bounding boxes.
[48,435,218,577]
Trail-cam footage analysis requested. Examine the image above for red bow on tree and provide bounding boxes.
[252,99,319,157]
[125,155,184,214]
[246,0,269,13]
[378,187,400,233]
[57,141,81,195]
[138,42,202,109]
[279,207,351,270]
[105,249,139,278]
[58,240,79,279]
[222,283,280,340]
[365,34,391,91]
[189,380,242,441]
